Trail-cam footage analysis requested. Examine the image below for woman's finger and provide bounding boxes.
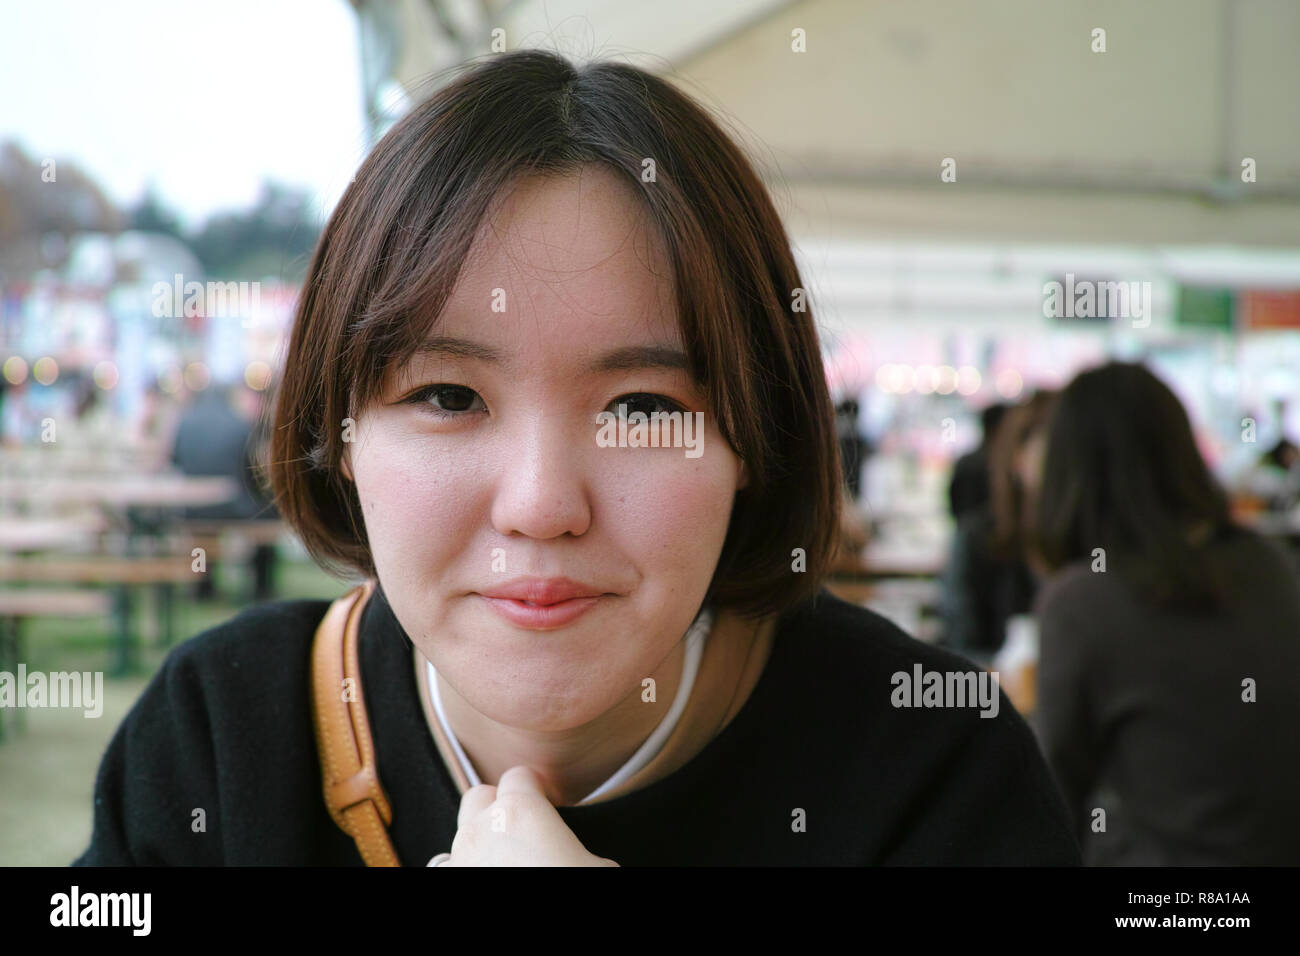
[457,783,497,829]
[493,766,550,801]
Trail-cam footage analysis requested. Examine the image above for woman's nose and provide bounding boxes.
[488,415,593,540]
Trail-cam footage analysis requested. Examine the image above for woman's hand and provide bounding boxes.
[440,766,619,867]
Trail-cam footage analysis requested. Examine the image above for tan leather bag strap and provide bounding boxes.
[310,580,401,866]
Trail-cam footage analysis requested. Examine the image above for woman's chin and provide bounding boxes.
[463,684,623,733]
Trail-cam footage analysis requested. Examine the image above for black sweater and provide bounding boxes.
[73,586,1080,866]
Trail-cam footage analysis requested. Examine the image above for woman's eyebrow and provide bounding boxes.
[415,336,688,373]
[415,336,505,363]
[590,345,689,373]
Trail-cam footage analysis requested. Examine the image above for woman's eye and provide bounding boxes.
[608,393,684,418]
[408,385,486,417]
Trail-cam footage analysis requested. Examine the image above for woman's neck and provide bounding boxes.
[435,638,688,807]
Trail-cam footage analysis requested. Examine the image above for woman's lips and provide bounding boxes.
[479,594,603,630]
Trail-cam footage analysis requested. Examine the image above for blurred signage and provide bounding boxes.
[1241,290,1300,330]
[1174,285,1234,331]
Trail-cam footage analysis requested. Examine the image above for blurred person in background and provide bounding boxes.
[133,382,184,471]
[834,396,871,501]
[1226,396,1300,515]
[939,392,1054,664]
[1,374,59,445]
[53,371,121,461]
[169,382,278,600]
[1237,436,1300,512]
[948,402,1009,520]
[829,396,873,575]
[0,377,31,446]
[0,376,10,445]
[1031,361,1300,865]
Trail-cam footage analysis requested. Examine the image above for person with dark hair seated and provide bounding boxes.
[73,50,1077,867]
[1031,361,1300,865]
[170,384,279,601]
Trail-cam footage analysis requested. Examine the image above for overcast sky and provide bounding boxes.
[0,0,366,228]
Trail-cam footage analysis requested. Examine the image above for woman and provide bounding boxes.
[1032,362,1300,865]
[73,50,1077,866]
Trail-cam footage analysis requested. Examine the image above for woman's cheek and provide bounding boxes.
[355,432,476,579]
[602,449,737,566]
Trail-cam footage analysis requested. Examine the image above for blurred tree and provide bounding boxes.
[0,141,321,282]
[188,182,321,281]
[0,141,122,255]
[126,185,187,242]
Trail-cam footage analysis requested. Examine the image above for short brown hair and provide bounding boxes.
[269,50,840,619]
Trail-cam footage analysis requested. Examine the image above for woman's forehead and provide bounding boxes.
[424,298,685,374]
[433,167,679,349]
[465,166,669,283]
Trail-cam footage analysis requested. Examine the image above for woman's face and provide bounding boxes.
[345,164,745,732]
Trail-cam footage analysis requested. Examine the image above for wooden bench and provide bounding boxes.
[0,557,199,584]
[0,516,108,552]
[177,519,283,542]
[0,590,113,616]
[0,558,201,675]
[174,519,283,559]
[171,519,284,602]
[0,589,114,740]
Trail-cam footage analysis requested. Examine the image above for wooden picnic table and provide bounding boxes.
[0,556,199,584]
[0,556,201,675]
[0,517,108,552]
[0,475,238,508]
[0,475,250,678]
[0,587,117,739]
